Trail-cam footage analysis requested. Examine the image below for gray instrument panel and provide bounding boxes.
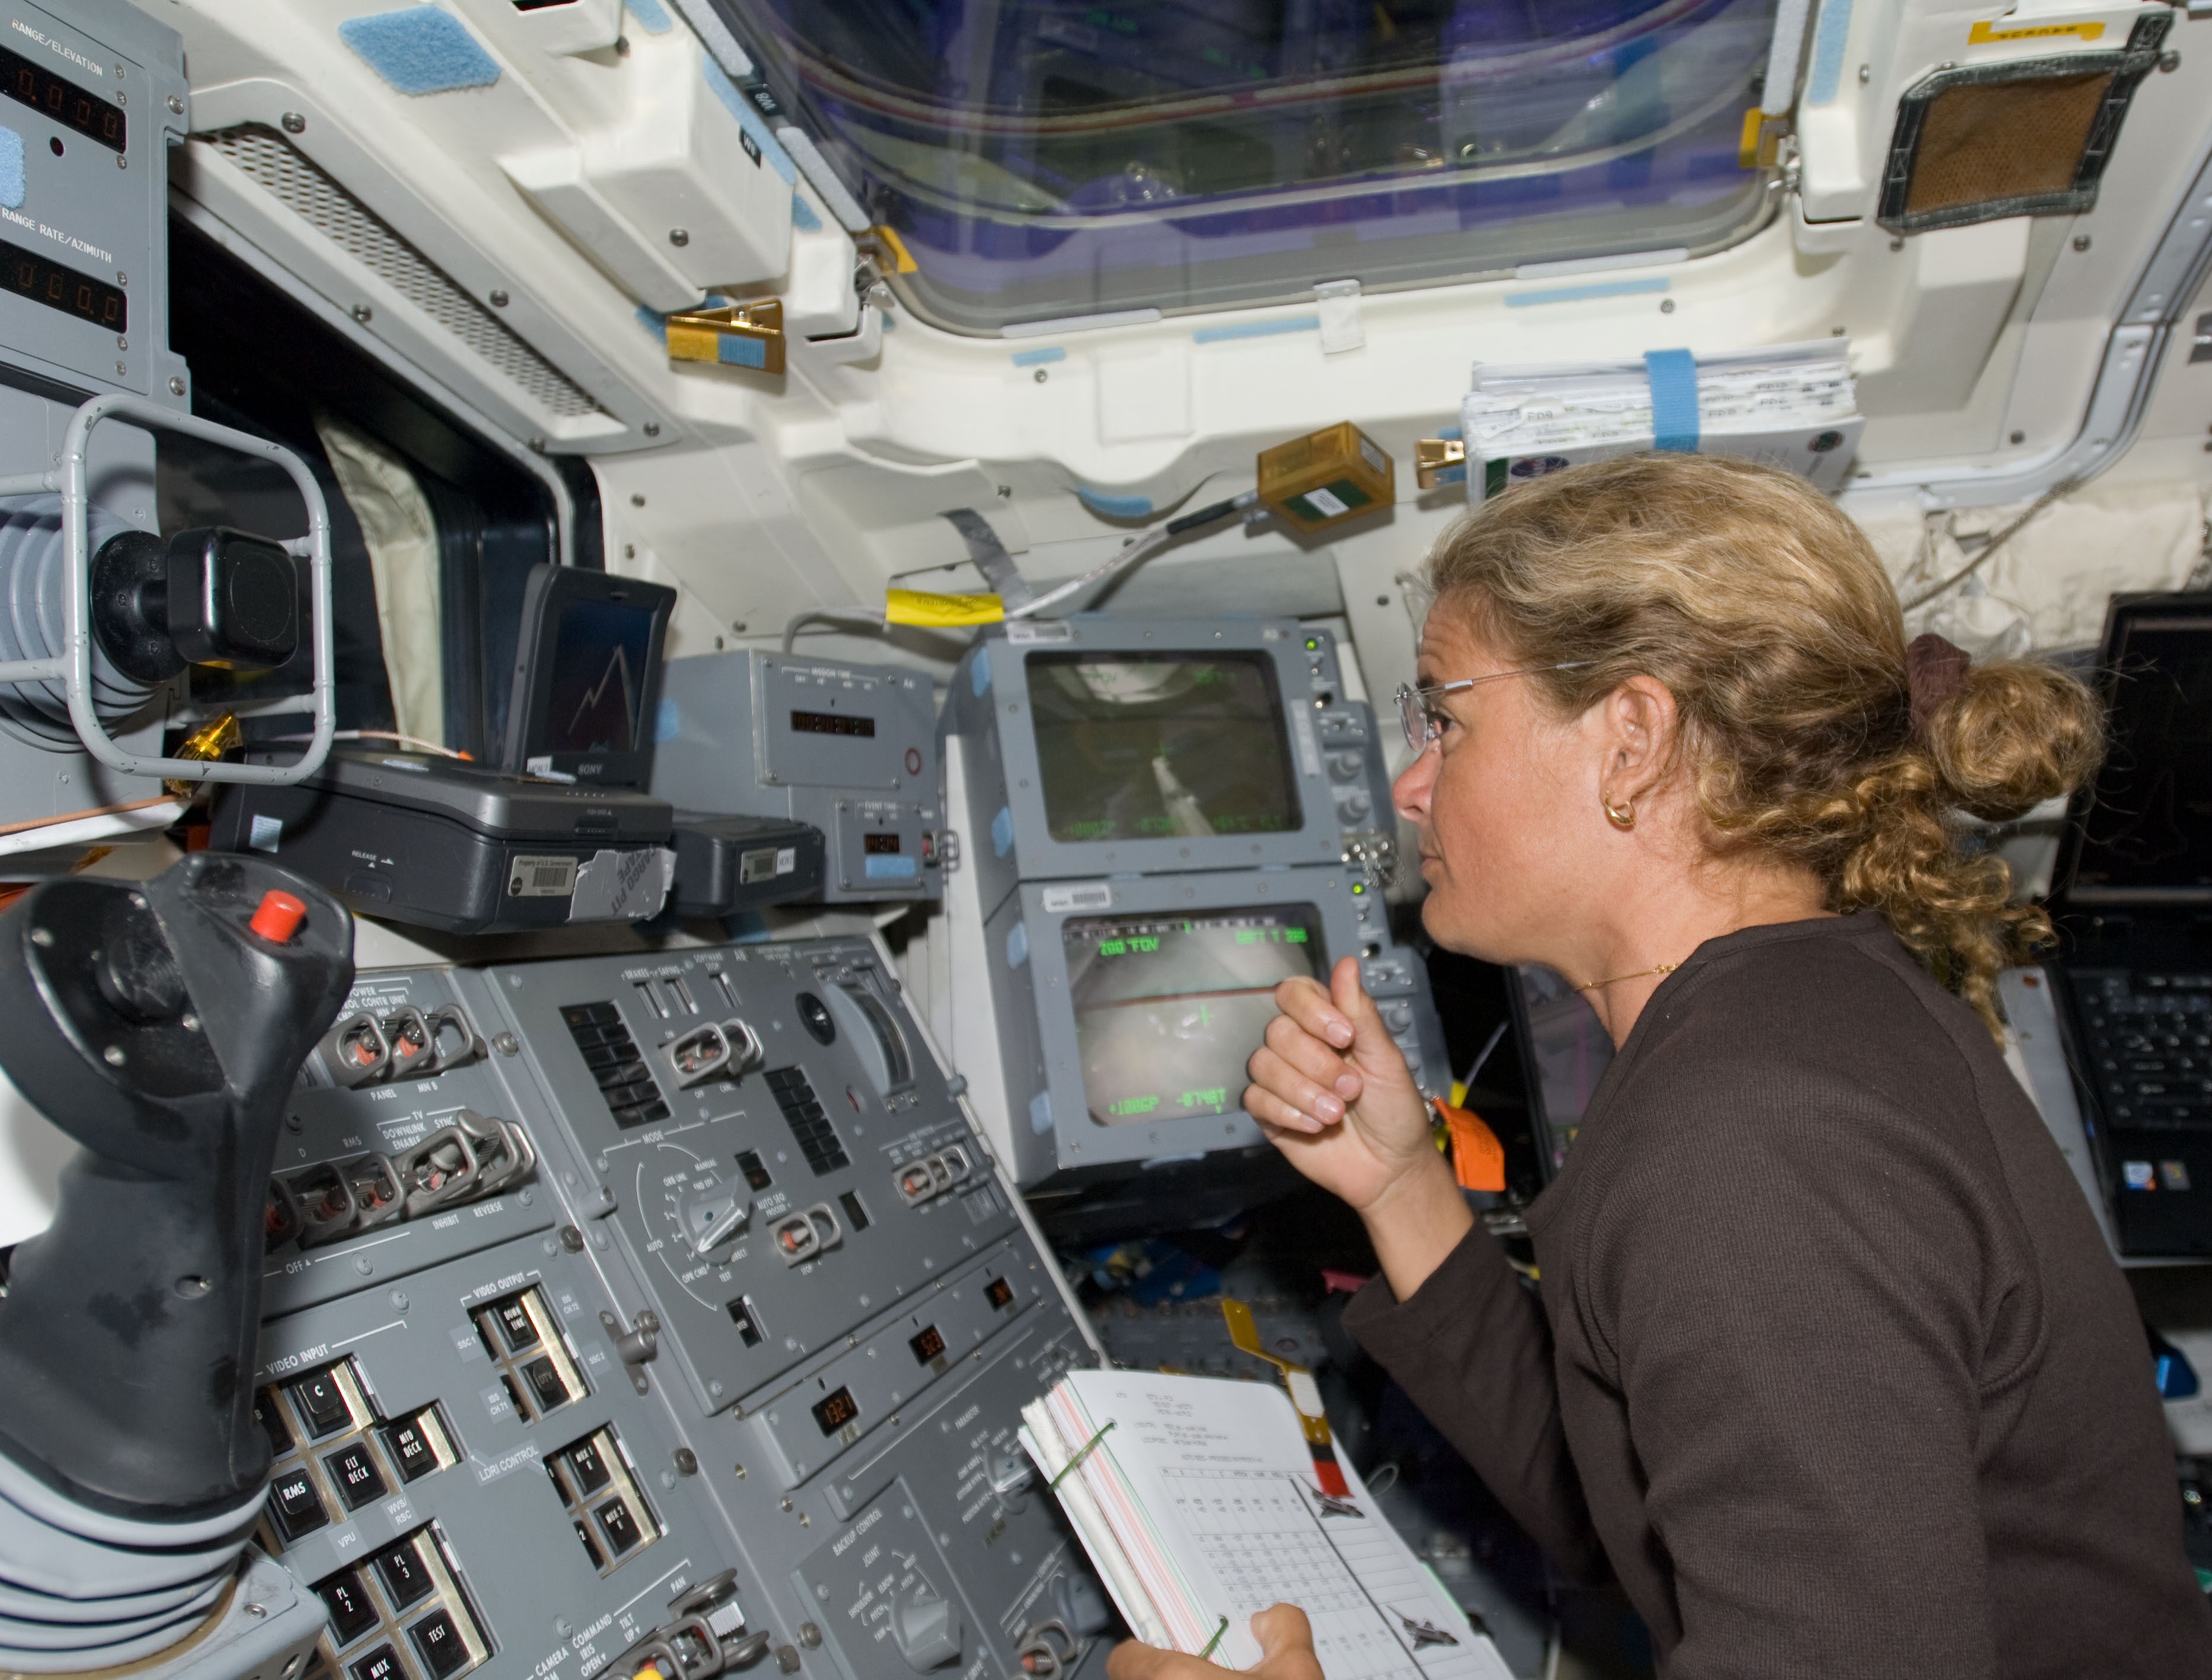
[252,938,1106,1680]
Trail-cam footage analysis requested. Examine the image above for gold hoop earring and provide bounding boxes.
[1602,795,1636,830]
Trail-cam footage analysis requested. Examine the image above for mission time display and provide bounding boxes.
[1063,907,1324,1126]
[1026,653,1300,844]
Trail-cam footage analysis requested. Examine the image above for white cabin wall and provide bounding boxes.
[140,0,2212,709]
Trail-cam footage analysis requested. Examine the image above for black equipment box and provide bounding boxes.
[668,811,826,917]
[210,748,674,935]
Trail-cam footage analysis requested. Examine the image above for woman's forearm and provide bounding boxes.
[1358,1153,1476,1303]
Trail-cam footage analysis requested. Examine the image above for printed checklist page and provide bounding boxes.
[1042,1371,1511,1680]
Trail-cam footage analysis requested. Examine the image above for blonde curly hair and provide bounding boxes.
[1424,452,2104,1034]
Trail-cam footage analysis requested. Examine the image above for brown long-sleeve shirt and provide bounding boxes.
[1346,912,2212,1678]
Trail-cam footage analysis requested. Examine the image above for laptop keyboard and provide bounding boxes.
[2076,972,2212,1129]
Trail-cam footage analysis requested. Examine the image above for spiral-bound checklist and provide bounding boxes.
[1020,1371,1511,1679]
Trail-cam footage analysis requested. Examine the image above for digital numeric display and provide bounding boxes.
[1,237,126,332]
[0,44,126,153]
[908,1324,946,1364]
[811,1385,859,1435]
[791,710,875,737]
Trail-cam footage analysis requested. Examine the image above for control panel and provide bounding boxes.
[653,653,945,905]
[249,937,1107,1680]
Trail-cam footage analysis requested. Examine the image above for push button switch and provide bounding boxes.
[290,1369,352,1438]
[324,1441,388,1511]
[565,1437,612,1496]
[595,1496,643,1556]
[384,1415,439,1482]
[374,1540,434,1611]
[350,1644,404,1680]
[269,1466,329,1543]
[316,1569,380,1646]
[409,1609,469,1680]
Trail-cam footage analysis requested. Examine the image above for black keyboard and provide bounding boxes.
[2074,971,2212,1130]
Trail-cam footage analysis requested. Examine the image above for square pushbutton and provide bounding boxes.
[409,1609,469,1680]
[323,1442,389,1512]
[594,1496,642,1557]
[316,1569,381,1646]
[290,1369,352,1439]
[373,1540,434,1612]
[254,1390,293,1457]
[492,1298,538,1353]
[349,1644,403,1680]
[269,1466,330,1543]
[521,1357,570,1413]
[384,1415,439,1483]
[564,1438,612,1497]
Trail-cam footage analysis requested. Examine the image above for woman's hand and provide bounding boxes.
[1105,1606,1321,1680]
[1245,956,1474,1300]
[1244,956,1443,1213]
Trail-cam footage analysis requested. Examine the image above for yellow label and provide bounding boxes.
[884,588,1001,628]
[1739,107,1764,169]
[664,322,722,364]
[1968,18,2105,44]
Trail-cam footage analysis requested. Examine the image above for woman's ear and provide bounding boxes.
[1600,675,1678,803]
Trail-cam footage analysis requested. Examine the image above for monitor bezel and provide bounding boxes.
[977,619,1348,884]
[2053,592,2212,908]
[502,564,677,790]
[1010,866,1370,1174]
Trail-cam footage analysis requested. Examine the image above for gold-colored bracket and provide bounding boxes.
[666,299,785,375]
[1414,438,1466,490]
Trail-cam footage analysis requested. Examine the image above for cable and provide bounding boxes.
[1003,493,1258,621]
[782,609,885,654]
[1900,480,2073,613]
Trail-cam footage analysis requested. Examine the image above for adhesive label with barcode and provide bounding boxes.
[508,855,577,898]
[1040,882,1112,913]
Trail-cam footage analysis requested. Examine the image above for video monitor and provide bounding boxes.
[943,618,1355,921]
[971,866,1447,1190]
[1062,906,1323,1126]
[503,566,676,789]
[2063,606,2212,902]
[1027,653,1301,844]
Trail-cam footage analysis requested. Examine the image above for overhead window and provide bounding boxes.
[729,0,1781,333]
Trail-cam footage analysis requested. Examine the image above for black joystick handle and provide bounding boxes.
[0,855,353,1521]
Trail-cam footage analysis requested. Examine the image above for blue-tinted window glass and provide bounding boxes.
[725,0,1779,333]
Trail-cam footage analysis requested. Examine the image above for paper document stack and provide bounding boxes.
[1020,1370,1511,1680]
[1461,341,1863,499]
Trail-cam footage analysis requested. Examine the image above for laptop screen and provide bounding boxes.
[2068,613,2212,902]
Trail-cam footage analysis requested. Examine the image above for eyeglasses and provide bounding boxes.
[1394,663,1594,754]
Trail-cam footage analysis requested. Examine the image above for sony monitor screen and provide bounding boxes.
[2070,618,2212,898]
[1025,653,1301,844]
[1062,906,1323,1126]
[544,595,656,757]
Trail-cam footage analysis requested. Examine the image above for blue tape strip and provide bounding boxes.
[991,807,1014,857]
[1005,922,1029,968]
[0,129,21,211]
[1504,277,1670,309]
[718,333,768,370]
[1192,315,1319,345]
[1077,487,1152,519]
[338,8,501,96]
[1011,346,1065,368]
[701,59,796,185]
[1029,1091,1052,1135]
[865,854,919,881]
[971,647,991,696]
[1806,0,1855,105]
[625,0,672,33]
[791,192,821,233]
[1644,349,1699,453]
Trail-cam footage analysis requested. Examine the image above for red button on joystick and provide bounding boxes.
[248,889,307,944]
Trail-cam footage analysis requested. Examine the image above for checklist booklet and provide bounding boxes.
[1020,1371,1511,1679]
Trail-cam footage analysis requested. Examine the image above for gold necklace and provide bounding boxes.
[1572,961,1681,993]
